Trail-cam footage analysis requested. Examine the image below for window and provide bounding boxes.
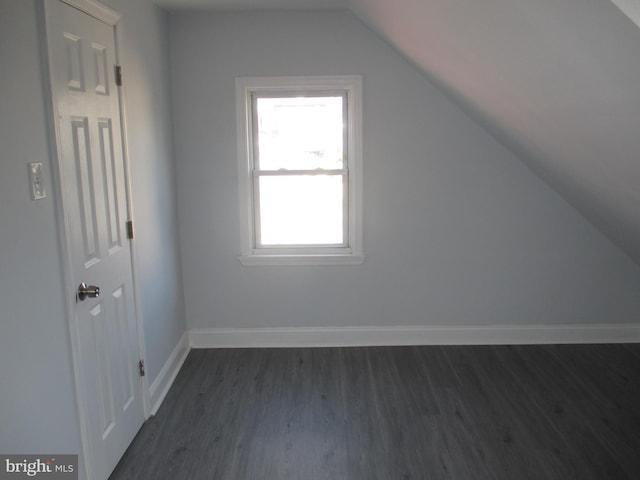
[236,76,364,266]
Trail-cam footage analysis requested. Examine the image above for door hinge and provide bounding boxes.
[126,220,134,240]
[115,65,123,86]
[138,360,146,377]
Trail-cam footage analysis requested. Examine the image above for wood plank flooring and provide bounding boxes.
[109,344,640,479]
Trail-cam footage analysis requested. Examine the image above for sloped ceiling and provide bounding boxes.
[155,0,640,266]
[348,0,640,267]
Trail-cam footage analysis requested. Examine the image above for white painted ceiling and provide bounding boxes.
[153,0,348,10]
[155,0,640,266]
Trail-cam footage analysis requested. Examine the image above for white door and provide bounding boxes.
[45,1,145,479]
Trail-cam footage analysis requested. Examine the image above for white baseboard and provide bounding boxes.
[148,331,190,415]
[188,323,640,349]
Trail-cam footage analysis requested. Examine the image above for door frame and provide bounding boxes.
[39,1,150,478]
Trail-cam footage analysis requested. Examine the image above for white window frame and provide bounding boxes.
[236,75,364,266]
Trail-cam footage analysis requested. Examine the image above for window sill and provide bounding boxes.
[238,253,366,266]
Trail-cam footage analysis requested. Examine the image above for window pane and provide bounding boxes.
[258,175,344,246]
[256,96,344,171]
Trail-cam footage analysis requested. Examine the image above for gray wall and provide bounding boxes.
[0,0,81,458]
[0,0,186,476]
[102,0,187,384]
[169,10,640,331]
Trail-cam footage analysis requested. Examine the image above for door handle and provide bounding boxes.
[78,282,100,301]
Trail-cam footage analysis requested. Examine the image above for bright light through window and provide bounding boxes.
[259,175,344,245]
[256,96,344,171]
[254,95,346,246]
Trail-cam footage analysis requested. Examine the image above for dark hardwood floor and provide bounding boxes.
[109,344,640,479]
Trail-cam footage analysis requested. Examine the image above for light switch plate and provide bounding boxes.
[29,162,46,200]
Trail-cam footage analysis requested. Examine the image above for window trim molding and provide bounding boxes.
[236,75,364,266]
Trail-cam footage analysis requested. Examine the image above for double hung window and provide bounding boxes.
[236,76,364,265]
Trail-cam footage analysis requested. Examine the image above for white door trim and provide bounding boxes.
[39,1,149,478]
[59,0,120,25]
